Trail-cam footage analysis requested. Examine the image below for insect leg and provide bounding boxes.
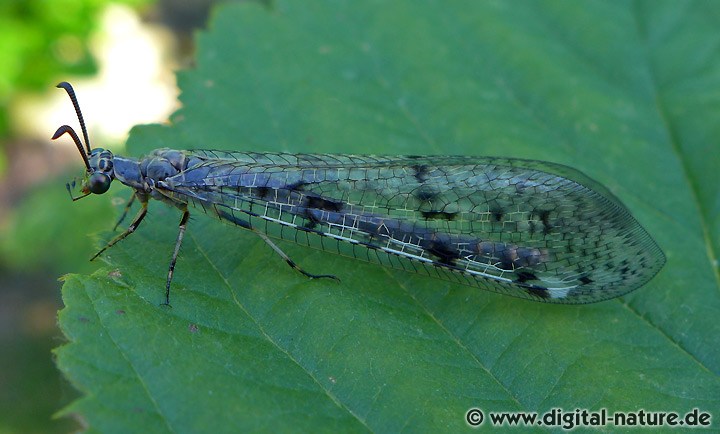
[113,192,137,231]
[163,209,190,306]
[214,208,339,283]
[91,201,148,261]
[253,229,340,283]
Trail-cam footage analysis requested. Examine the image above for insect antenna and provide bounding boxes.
[52,82,92,172]
[56,82,91,153]
[52,125,91,172]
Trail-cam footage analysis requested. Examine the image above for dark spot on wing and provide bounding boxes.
[528,220,537,236]
[618,259,631,276]
[539,210,552,234]
[412,164,430,182]
[491,208,504,222]
[579,275,594,285]
[414,188,437,201]
[421,210,457,221]
[255,186,271,199]
[423,240,460,265]
[287,181,307,191]
[525,286,550,299]
[305,195,344,212]
[515,271,538,283]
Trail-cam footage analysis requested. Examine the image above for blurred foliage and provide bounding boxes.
[0,171,117,274]
[0,0,151,173]
[0,313,81,434]
[0,0,150,99]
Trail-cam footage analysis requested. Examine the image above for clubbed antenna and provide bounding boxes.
[56,82,91,153]
[53,82,92,172]
[52,125,90,171]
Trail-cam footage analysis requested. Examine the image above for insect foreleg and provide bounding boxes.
[91,200,148,261]
[163,209,190,306]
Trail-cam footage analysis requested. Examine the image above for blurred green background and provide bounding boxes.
[0,0,228,431]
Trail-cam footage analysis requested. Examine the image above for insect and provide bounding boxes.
[54,82,665,305]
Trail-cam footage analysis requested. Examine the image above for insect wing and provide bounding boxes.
[158,152,665,304]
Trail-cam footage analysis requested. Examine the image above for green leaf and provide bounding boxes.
[55,1,720,432]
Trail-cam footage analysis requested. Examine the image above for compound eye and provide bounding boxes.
[88,172,112,194]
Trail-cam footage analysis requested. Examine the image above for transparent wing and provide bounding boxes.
[157,151,665,304]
